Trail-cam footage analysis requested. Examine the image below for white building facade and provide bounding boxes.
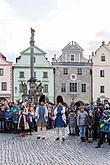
[92,41,110,103]
[0,53,12,102]
[13,46,54,103]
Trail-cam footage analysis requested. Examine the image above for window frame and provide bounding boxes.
[70,83,77,92]
[43,72,48,78]
[100,70,104,77]
[77,68,82,75]
[71,54,75,61]
[0,68,3,76]
[1,82,7,91]
[61,83,66,92]
[63,68,68,75]
[100,86,104,93]
[101,56,105,61]
[19,72,24,78]
[19,83,23,93]
[43,84,48,93]
[81,84,86,92]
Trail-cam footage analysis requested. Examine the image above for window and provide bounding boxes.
[43,72,48,78]
[71,55,74,61]
[19,83,23,93]
[100,70,104,77]
[100,86,104,93]
[0,68,3,76]
[101,56,105,61]
[34,72,36,78]
[61,83,66,92]
[63,68,68,75]
[70,83,77,92]
[43,84,48,93]
[81,84,86,92]
[19,72,24,78]
[77,68,82,75]
[1,82,7,91]
[34,57,36,63]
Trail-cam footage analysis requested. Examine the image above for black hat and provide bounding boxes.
[39,95,45,103]
[57,95,63,104]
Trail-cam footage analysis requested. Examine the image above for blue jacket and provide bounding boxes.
[99,115,110,133]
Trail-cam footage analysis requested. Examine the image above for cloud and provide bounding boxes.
[1,0,110,62]
[87,31,110,54]
[5,0,57,21]
[96,31,110,41]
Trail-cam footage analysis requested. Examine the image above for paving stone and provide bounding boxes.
[0,129,110,165]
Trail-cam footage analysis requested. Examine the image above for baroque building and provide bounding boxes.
[13,46,54,103]
[52,41,92,106]
[92,41,110,103]
[0,53,12,102]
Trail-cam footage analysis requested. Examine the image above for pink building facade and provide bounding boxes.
[0,53,12,102]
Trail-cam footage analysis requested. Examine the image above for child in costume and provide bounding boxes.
[54,95,66,141]
[35,95,48,139]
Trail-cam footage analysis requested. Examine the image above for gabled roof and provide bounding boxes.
[61,41,84,52]
[20,45,47,55]
[0,53,12,64]
[95,41,110,54]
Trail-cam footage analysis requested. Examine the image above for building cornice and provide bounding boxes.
[52,62,92,66]
[13,66,53,69]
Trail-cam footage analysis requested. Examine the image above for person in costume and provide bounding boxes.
[54,95,66,141]
[26,104,34,135]
[17,104,29,136]
[35,95,48,139]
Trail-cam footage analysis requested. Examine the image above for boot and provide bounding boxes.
[55,137,60,140]
[81,137,85,142]
[95,144,101,148]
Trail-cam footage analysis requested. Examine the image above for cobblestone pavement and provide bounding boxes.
[0,129,110,165]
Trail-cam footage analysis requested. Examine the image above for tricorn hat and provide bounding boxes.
[57,95,63,104]
[39,94,45,103]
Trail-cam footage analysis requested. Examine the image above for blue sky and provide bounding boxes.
[1,0,110,62]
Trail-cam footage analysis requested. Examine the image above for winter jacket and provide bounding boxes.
[77,111,88,126]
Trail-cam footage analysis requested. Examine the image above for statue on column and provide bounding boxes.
[30,28,35,42]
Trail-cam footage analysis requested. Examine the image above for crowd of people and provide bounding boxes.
[0,95,110,148]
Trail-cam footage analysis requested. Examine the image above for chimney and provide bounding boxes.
[52,54,57,62]
[92,52,94,56]
[54,54,56,60]
[102,41,105,46]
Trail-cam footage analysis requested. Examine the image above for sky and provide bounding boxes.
[1,0,110,62]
